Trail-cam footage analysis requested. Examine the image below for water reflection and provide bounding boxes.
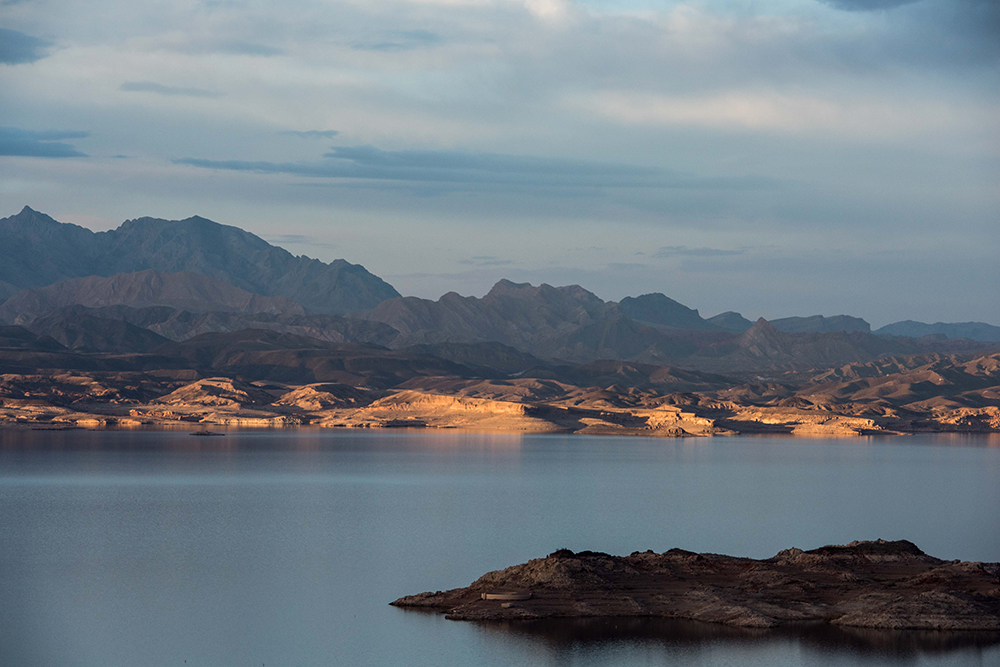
[2,430,998,666]
[0,427,528,453]
[471,616,1000,662]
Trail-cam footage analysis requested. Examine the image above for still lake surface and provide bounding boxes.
[1,429,998,667]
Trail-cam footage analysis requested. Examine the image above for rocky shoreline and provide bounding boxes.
[391,540,1000,631]
[2,374,998,436]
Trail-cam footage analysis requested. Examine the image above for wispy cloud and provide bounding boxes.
[120,81,222,98]
[654,246,748,258]
[0,28,50,65]
[280,130,339,139]
[175,145,774,190]
[0,127,88,157]
[264,233,336,249]
[208,40,284,56]
[819,0,921,10]
[458,256,515,267]
[352,29,443,52]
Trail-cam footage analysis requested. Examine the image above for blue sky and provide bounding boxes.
[1,0,997,325]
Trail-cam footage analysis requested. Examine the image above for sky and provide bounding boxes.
[0,0,997,326]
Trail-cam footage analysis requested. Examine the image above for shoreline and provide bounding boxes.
[3,374,997,437]
[2,420,997,439]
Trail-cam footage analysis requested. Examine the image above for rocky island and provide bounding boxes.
[391,540,1000,631]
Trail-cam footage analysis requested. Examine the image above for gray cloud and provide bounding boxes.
[0,28,50,65]
[352,29,442,52]
[120,81,222,98]
[176,145,774,190]
[164,38,285,56]
[0,127,88,157]
[280,130,339,139]
[819,0,921,10]
[213,41,284,56]
[264,233,335,249]
[654,246,748,259]
[458,256,515,267]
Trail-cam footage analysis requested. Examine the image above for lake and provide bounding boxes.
[1,429,998,666]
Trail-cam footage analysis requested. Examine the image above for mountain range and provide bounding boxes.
[0,206,997,436]
[0,206,997,376]
[873,320,1000,342]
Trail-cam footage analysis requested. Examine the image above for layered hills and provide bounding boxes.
[0,205,997,436]
[358,285,992,370]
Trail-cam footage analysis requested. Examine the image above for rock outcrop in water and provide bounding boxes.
[391,540,1000,631]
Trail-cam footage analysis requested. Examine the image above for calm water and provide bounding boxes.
[1,429,998,667]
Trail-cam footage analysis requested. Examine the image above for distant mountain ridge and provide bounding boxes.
[0,207,399,314]
[770,315,871,334]
[618,293,718,330]
[1,207,996,374]
[875,320,1000,343]
[359,280,994,369]
[706,311,753,332]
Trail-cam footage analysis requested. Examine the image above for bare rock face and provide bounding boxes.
[391,540,1000,631]
[272,383,374,410]
[153,377,276,408]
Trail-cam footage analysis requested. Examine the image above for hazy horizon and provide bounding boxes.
[2,0,997,326]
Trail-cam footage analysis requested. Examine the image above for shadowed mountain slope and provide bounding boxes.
[0,325,66,352]
[16,304,400,347]
[684,318,998,373]
[770,315,871,334]
[0,207,399,314]
[0,270,305,324]
[618,293,718,330]
[150,329,484,387]
[706,311,753,332]
[363,282,995,370]
[28,310,172,353]
[362,280,618,352]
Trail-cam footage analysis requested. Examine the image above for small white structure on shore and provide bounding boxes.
[481,591,531,601]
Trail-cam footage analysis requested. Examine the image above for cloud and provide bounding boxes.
[119,81,222,98]
[0,127,88,157]
[168,39,286,56]
[175,145,774,190]
[280,130,340,139]
[352,29,443,52]
[819,0,921,10]
[264,233,335,249]
[212,41,284,56]
[654,246,748,258]
[458,256,515,267]
[0,29,50,65]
